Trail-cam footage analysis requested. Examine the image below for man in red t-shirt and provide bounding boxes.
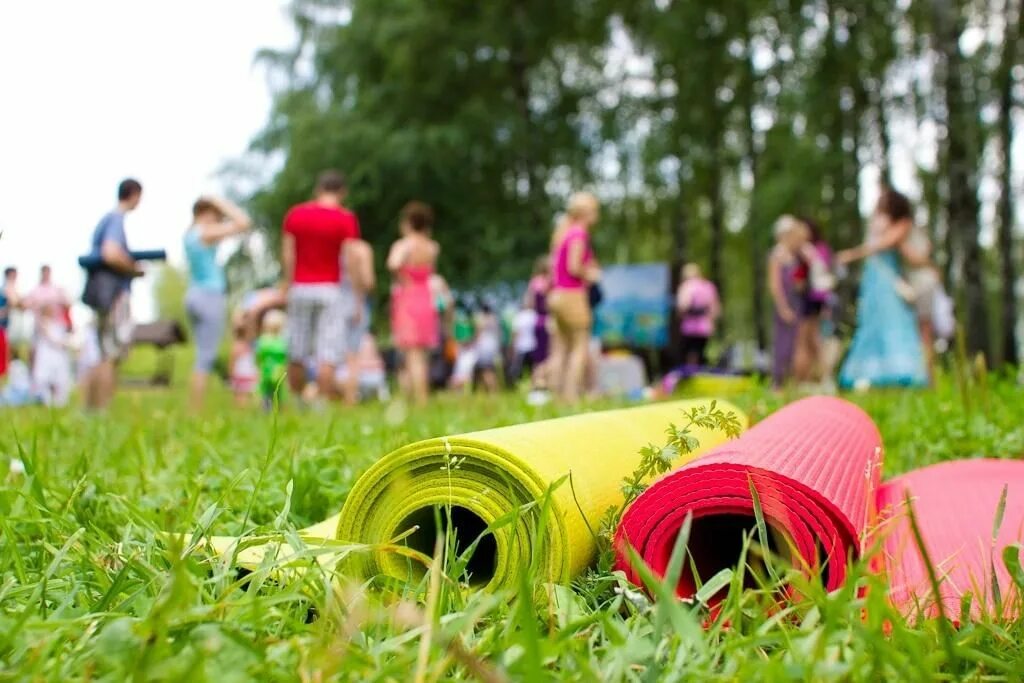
[281,170,361,402]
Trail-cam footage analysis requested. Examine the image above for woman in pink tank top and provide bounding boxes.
[388,201,440,406]
[547,192,601,404]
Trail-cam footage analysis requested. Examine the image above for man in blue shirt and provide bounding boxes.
[82,178,143,410]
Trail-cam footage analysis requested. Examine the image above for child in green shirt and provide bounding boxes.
[255,309,289,410]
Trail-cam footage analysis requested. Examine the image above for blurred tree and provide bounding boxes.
[931,0,990,356]
[238,0,1021,362]
[995,0,1021,364]
[152,265,188,327]
[245,0,611,287]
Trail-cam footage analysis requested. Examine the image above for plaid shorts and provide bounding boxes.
[94,292,133,361]
[287,284,346,366]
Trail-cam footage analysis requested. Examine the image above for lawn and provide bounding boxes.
[1,373,1022,681]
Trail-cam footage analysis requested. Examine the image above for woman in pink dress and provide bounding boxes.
[388,201,441,406]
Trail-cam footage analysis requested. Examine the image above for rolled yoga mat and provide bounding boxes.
[335,399,746,591]
[615,396,882,600]
[78,249,167,269]
[198,400,746,591]
[876,459,1024,621]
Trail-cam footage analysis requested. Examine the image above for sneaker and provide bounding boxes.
[527,389,552,407]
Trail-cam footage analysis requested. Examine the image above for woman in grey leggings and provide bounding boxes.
[184,196,251,408]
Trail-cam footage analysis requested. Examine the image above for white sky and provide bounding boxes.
[0,1,294,322]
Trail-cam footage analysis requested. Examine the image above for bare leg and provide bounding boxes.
[798,316,823,382]
[343,354,359,406]
[561,329,589,404]
[316,362,337,401]
[85,360,117,411]
[531,357,548,390]
[189,371,208,410]
[406,348,429,406]
[919,320,935,385]
[82,372,96,409]
[288,361,307,396]
[481,368,498,393]
[809,325,823,382]
[547,327,567,397]
[792,321,812,383]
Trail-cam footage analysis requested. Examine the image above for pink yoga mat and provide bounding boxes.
[615,396,883,599]
[876,459,1024,621]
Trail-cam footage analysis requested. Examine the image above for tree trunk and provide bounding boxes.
[668,158,690,366]
[509,2,545,236]
[708,122,725,333]
[996,0,1021,365]
[934,0,990,356]
[739,9,767,350]
[874,89,893,186]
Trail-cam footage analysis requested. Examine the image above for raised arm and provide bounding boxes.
[839,218,912,265]
[871,218,912,253]
[198,196,252,245]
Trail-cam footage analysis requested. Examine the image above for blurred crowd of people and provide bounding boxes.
[204,177,612,411]
[0,265,83,407]
[0,175,955,413]
[766,186,953,393]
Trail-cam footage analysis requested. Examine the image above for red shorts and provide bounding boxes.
[0,328,8,378]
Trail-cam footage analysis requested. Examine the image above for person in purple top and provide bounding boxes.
[768,215,809,390]
[526,256,551,370]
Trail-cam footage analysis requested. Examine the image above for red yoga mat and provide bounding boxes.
[876,459,1024,621]
[615,396,883,600]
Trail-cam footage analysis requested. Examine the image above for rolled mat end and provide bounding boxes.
[336,399,748,593]
[615,396,883,602]
[875,458,1024,622]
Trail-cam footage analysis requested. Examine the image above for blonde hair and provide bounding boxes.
[553,191,600,248]
[567,191,599,220]
[262,309,287,334]
[774,214,801,239]
[682,263,701,280]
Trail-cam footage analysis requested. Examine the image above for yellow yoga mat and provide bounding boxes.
[201,399,746,592]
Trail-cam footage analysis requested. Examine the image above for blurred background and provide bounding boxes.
[1,0,1021,363]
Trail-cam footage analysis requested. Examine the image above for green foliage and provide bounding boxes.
[238,1,1020,355]
[594,400,743,570]
[1,379,1023,679]
[244,0,612,287]
[151,264,189,327]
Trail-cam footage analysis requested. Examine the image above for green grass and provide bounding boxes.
[1,374,1023,681]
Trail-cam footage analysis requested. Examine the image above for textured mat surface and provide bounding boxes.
[615,396,882,599]
[336,399,746,591]
[876,459,1024,620]
[203,400,747,591]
